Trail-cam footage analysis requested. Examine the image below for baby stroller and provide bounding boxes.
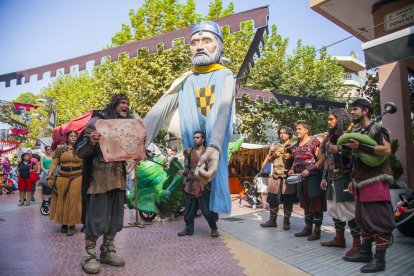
[40,199,51,216]
[394,192,414,238]
[238,180,263,210]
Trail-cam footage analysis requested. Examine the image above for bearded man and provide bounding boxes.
[143,21,235,214]
[76,94,131,274]
[260,126,296,230]
[342,99,395,273]
[319,109,361,258]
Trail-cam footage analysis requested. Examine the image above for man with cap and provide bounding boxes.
[143,21,235,216]
[341,98,395,273]
[76,94,132,274]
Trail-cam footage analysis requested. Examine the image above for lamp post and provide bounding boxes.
[35,97,57,128]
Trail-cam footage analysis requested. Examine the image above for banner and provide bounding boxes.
[13,102,38,112]
[10,128,29,136]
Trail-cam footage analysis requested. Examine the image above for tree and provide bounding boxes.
[359,69,381,116]
[30,0,344,144]
[13,92,37,104]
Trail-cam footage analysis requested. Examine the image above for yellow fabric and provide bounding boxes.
[192,63,227,73]
[195,85,216,116]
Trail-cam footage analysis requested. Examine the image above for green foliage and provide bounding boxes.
[389,139,404,185]
[19,0,344,145]
[237,95,328,143]
[14,92,37,104]
[359,69,381,116]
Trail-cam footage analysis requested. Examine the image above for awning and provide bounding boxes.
[362,26,414,68]
[240,143,271,150]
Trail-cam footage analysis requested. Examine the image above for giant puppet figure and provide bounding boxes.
[143,21,235,214]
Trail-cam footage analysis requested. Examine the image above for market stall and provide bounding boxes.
[228,143,271,194]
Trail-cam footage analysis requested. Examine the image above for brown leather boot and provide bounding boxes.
[260,208,278,227]
[345,235,361,257]
[307,226,321,241]
[320,229,345,247]
[294,224,312,237]
[283,217,290,230]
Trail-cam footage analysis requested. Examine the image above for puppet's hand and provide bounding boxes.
[196,146,220,183]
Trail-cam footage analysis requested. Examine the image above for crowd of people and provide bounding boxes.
[0,20,397,275]
[258,98,395,273]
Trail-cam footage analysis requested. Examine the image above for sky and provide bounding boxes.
[0,0,366,102]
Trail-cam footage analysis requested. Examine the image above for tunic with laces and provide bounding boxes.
[48,145,82,226]
[291,138,326,212]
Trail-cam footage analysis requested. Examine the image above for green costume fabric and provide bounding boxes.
[126,156,184,218]
[337,133,387,167]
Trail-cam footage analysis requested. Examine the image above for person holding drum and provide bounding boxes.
[289,120,326,241]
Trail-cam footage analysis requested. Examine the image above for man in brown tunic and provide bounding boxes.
[260,126,296,230]
[76,94,131,274]
[178,131,219,237]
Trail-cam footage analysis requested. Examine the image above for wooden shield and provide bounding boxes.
[95,119,146,162]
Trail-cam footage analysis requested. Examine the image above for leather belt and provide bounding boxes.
[60,166,82,172]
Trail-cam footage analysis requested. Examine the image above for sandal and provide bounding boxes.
[18,201,24,206]
[25,202,30,206]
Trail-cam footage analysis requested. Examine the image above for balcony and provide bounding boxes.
[343,72,366,87]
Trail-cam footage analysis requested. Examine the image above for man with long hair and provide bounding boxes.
[76,94,131,274]
[319,109,361,258]
[260,126,296,230]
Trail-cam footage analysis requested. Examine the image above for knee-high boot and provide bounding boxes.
[360,233,390,273]
[283,203,293,230]
[260,207,278,227]
[82,235,101,274]
[100,233,125,266]
[343,229,373,263]
[308,211,322,241]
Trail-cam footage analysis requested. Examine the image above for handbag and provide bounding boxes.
[30,162,39,182]
[30,171,39,182]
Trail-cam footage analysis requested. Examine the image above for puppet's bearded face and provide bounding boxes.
[190,31,222,66]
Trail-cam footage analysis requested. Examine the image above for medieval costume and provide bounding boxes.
[143,21,234,214]
[260,129,296,230]
[76,94,130,274]
[342,122,395,272]
[178,145,219,237]
[292,137,326,241]
[48,143,82,235]
[320,109,361,257]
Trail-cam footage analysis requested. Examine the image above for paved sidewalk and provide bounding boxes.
[0,190,412,275]
[0,191,304,275]
[221,203,414,276]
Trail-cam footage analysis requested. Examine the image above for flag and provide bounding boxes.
[10,128,29,136]
[13,102,38,112]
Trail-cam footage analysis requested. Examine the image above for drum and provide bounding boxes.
[286,174,302,185]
